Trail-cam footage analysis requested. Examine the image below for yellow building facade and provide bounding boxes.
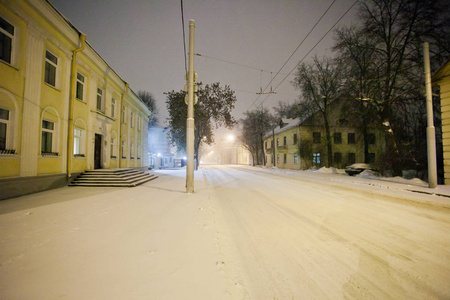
[0,0,150,199]
[264,101,386,170]
[433,59,450,184]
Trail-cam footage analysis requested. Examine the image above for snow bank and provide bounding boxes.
[315,167,339,174]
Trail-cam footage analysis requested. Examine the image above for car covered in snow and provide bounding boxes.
[345,163,372,176]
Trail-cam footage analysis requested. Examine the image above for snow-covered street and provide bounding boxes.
[1,165,450,299]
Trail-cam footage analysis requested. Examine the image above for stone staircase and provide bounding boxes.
[69,168,157,187]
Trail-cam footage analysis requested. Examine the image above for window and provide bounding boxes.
[277,154,279,164]
[276,138,279,147]
[122,105,127,123]
[130,141,134,158]
[348,133,355,144]
[0,16,14,64]
[334,152,342,164]
[44,50,58,87]
[294,153,298,164]
[110,136,116,158]
[348,152,356,164]
[130,111,134,128]
[293,134,297,145]
[111,98,116,118]
[76,73,84,101]
[137,141,141,159]
[0,108,9,150]
[96,88,103,111]
[41,120,55,153]
[271,140,274,148]
[313,132,321,143]
[137,115,141,131]
[121,140,126,158]
[73,128,85,156]
[366,133,376,144]
[334,132,342,144]
[283,136,286,146]
[283,154,287,164]
[313,153,320,165]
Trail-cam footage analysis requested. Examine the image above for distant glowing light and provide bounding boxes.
[157,153,161,157]
[227,134,235,142]
[183,156,187,160]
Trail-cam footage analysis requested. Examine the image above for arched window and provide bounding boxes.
[110,131,117,158]
[73,119,86,157]
[0,88,17,154]
[41,107,60,156]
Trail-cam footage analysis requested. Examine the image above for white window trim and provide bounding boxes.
[96,87,104,112]
[73,127,86,156]
[76,72,85,102]
[130,111,134,128]
[44,50,60,89]
[122,106,127,124]
[41,119,57,155]
[0,15,16,66]
[137,115,141,131]
[111,98,116,118]
[0,108,11,151]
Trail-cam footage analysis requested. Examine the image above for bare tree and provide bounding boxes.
[294,56,344,167]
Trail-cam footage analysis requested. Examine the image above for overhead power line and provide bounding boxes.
[195,53,291,76]
[247,0,338,111]
[256,0,358,109]
[180,0,187,74]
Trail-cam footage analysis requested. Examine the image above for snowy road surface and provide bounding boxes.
[1,165,449,299]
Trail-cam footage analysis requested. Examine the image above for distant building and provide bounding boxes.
[433,59,450,184]
[148,126,175,169]
[0,0,150,199]
[264,99,386,170]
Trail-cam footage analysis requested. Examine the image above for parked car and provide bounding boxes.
[345,163,372,176]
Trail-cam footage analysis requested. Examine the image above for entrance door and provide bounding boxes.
[94,134,102,169]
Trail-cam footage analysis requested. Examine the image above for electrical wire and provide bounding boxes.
[247,0,338,111]
[180,0,187,74]
[195,53,291,76]
[256,0,358,109]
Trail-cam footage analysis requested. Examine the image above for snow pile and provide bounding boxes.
[315,167,339,174]
[355,170,381,179]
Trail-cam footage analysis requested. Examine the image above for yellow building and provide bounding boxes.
[433,59,450,184]
[0,0,150,199]
[264,100,385,170]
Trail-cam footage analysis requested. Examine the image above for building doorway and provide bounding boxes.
[94,133,102,169]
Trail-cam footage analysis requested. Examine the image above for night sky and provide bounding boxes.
[49,0,358,124]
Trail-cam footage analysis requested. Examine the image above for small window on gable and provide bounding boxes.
[44,50,58,87]
[313,132,321,144]
[0,16,14,64]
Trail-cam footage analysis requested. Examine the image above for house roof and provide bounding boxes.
[432,58,450,83]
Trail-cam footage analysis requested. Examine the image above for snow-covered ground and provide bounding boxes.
[0,165,449,299]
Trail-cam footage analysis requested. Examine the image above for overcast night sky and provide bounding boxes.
[49,0,359,125]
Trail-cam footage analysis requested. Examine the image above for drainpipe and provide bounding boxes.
[119,82,129,168]
[67,33,86,181]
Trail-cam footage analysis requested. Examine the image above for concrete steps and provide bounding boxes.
[69,168,157,187]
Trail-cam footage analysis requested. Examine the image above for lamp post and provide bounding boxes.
[423,42,437,188]
[186,20,196,193]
